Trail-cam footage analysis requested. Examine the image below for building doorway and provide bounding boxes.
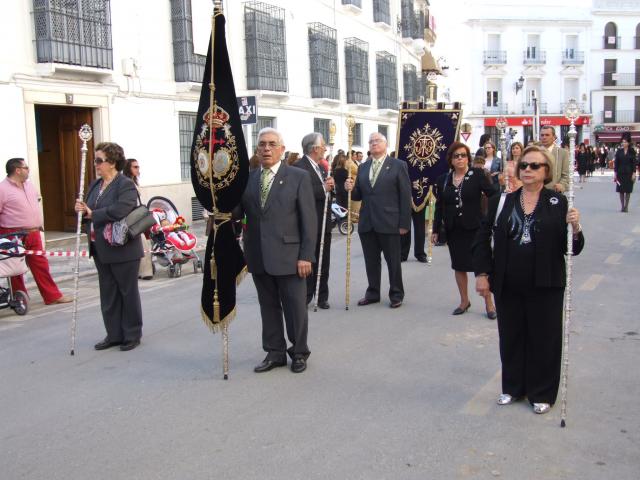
[35,105,95,232]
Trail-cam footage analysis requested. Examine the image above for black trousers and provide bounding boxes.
[252,273,310,361]
[400,209,426,260]
[306,227,331,304]
[496,286,564,404]
[359,231,404,303]
[93,257,143,342]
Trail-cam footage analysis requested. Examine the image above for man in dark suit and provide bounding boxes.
[293,132,335,309]
[344,132,412,308]
[241,128,317,373]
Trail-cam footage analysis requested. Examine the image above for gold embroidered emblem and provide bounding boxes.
[403,123,447,171]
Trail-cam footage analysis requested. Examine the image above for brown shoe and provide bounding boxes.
[50,295,73,305]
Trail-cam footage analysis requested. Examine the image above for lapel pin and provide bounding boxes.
[550,197,558,205]
[279,180,283,184]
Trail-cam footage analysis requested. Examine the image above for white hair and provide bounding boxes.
[257,127,284,145]
[369,132,388,144]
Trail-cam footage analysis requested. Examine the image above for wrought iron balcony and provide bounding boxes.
[560,102,585,114]
[483,103,508,115]
[602,73,640,87]
[521,103,547,114]
[523,50,546,65]
[483,51,507,65]
[603,35,621,49]
[602,110,637,123]
[561,50,584,65]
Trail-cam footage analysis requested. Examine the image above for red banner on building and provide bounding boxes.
[484,116,591,127]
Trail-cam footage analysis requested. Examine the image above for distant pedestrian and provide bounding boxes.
[614,133,637,212]
[124,158,153,280]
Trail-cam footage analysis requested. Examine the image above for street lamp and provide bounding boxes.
[495,115,508,191]
[559,97,581,428]
[515,75,525,94]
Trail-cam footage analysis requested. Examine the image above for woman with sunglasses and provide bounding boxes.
[473,145,584,415]
[482,141,501,186]
[433,142,498,318]
[75,143,144,352]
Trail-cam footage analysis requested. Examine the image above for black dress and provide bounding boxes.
[576,152,588,176]
[614,148,637,193]
[332,167,348,208]
[434,168,497,272]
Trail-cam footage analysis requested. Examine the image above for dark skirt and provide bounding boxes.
[447,226,476,272]
[616,173,635,193]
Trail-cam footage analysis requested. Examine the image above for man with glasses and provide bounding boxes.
[293,132,335,309]
[539,126,570,193]
[344,133,412,309]
[240,128,317,374]
[0,158,72,305]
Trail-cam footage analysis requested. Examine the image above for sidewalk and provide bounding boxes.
[23,220,209,291]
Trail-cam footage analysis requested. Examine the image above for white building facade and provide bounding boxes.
[0,0,435,235]
[590,0,640,145]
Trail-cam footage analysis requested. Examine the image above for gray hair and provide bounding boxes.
[257,127,284,145]
[369,132,388,144]
[301,132,324,155]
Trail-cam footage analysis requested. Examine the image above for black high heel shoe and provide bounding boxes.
[452,302,471,315]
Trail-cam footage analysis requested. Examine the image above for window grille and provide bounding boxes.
[345,37,370,105]
[373,0,390,25]
[403,64,418,102]
[378,124,388,140]
[401,0,424,39]
[251,116,276,151]
[354,123,363,147]
[179,112,196,181]
[342,0,362,6]
[191,197,205,221]
[376,51,398,110]
[33,0,113,69]
[314,118,331,144]
[244,2,288,92]
[308,23,339,99]
[170,0,205,82]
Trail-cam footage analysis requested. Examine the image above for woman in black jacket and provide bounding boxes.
[614,133,637,212]
[576,143,588,183]
[473,145,584,415]
[75,142,144,352]
[433,142,498,318]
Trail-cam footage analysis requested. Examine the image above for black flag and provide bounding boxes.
[190,11,249,331]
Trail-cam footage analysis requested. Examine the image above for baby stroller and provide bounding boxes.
[0,232,30,316]
[147,196,203,278]
[331,202,353,235]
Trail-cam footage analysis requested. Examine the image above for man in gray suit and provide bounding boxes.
[241,128,317,373]
[539,125,570,193]
[344,132,412,308]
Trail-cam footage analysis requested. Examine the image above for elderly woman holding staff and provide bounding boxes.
[473,145,584,415]
[75,142,144,352]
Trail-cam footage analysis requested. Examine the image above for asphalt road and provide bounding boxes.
[1,174,638,479]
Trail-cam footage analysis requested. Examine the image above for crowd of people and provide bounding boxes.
[6,124,639,416]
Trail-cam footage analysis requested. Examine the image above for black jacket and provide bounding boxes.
[292,156,332,231]
[472,188,585,300]
[434,167,497,233]
[614,148,637,176]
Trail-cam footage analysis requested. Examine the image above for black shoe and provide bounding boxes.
[416,255,428,263]
[317,301,330,309]
[401,257,408,262]
[94,339,122,350]
[254,357,287,373]
[487,310,497,320]
[390,300,402,309]
[291,357,307,373]
[452,303,471,315]
[119,339,140,351]
[357,297,380,306]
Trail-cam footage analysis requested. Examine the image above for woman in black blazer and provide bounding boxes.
[614,133,637,212]
[433,142,498,318]
[75,142,144,352]
[473,145,584,415]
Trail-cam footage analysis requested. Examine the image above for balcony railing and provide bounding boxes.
[483,51,506,65]
[602,110,637,123]
[636,36,640,49]
[483,103,508,115]
[523,50,546,65]
[342,0,362,7]
[522,103,547,114]
[562,50,584,65]
[602,73,640,87]
[603,35,621,49]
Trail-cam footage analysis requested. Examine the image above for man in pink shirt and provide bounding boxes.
[0,158,71,305]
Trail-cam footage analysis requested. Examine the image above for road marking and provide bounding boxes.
[461,369,501,416]
[580,274,603,291]
[604,253,622,265]
[0,323,23,332]
[621,238,633,247]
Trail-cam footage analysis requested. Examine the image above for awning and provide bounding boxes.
[595,131,640,142]
[421,50,441,74]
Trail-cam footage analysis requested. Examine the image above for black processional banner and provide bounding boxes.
[190,11,249,331]
[395,109,462,211]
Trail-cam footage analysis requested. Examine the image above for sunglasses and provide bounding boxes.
[518,161,547,171]
[452,153,468,159]
[94,158,106,165]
